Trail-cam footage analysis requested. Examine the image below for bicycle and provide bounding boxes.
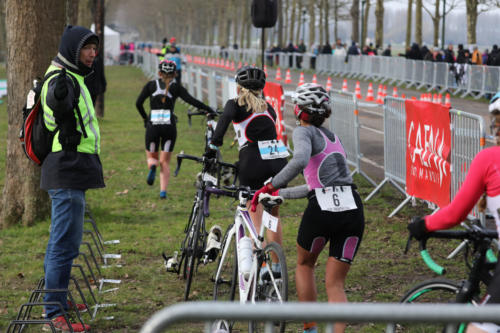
[164,153,237,301]
[386,221,498,333]
[212,185,289,333]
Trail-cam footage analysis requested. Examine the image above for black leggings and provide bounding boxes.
[297,190,365,264]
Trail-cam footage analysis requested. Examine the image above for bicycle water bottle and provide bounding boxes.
[238,236,253,279]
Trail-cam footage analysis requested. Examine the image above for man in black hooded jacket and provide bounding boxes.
[40,25,105,332]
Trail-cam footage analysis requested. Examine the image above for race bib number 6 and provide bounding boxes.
[258,139,290,160]
[315,186,357,212]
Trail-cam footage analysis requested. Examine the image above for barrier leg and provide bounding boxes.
[388,195,412,218]
[365,178,389,202]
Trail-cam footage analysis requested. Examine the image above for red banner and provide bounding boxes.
[263,82,288,146]
[405,100,451,207]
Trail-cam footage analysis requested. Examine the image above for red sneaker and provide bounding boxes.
[67,301,88,313]
[42,301,87,318]
[43,315,91,332]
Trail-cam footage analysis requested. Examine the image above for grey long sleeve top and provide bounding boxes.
[271,125,352,199]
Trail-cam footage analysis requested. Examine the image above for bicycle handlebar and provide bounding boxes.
[187,109,222,127]
[408,227,498,276]
[173,152,237,179]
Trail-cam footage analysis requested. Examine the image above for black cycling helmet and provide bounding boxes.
[159,60,176,74]
[235,66,266,90]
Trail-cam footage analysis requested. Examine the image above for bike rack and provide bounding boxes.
[7,206,122,329]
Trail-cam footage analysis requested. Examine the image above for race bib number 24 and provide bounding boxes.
[258,139,290,160]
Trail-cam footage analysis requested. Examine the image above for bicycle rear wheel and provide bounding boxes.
[249,242,288,333]
[183,208,204,301]
[213,224,237,301]
[386,278,462,333]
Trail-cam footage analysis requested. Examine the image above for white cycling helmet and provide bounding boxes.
[489,92,500,114]
[158,60,176,74]
[292,83,330,121]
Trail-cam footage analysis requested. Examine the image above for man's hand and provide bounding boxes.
[407,216,429,241]
[54,68,69,100]
[250,182,277,212]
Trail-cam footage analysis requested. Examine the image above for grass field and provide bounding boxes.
[0,65,471,332]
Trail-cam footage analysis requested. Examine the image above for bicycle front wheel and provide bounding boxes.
[183,208,204,301]
[213,224,237,301]
[386,278,461,333]
[249,242,289,333]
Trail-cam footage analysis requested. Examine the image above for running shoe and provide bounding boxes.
[160,190,167,199]
[42,315,90,332]
[147,165,156,185]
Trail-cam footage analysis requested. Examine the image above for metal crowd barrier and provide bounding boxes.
[365,96,486,218]
[364,97,409,217]
[329,90,376,187]
[449,109,486,218]
[132,42,500,100]
[139,302,500,333]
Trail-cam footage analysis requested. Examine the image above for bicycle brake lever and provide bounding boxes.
[174,155,183,177]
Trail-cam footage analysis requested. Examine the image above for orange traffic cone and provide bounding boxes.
[355,81,362,99]
[365,83,375,102]
[342,79,348,93]
[312,74,318,84]
[226,59,231,69]
[444,93,451,108]
[438,93,443,104]
[401,93,406,99]
[433,93,438,103]
[392,87,398,98]
[285,69,292,84]
[326,77,333,91]
[382,85,387,97]
[230,61,235,71]
[298,72,305,86]
[375,84,384,104]
[237,61,242,69]
[275,67,282,81]
[411,96,417,100]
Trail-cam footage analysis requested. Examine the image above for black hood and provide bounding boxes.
[54,25,98,76]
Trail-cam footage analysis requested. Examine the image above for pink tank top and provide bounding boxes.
[303,129,347,190]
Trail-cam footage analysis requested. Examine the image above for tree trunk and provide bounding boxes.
[362,0,370,48]
[308,0,315,49]
[350,0,359,44]
[333,0,339,42]
[324,0,330,45]
[77,0,92,28]
[289,0,297,45]
[375,0,384,48]
[295,0,302,44]
[405,0,413,48]
[465,0,477,44]
[2,0,65,228]
[94,0,104,117]
[433,0,440,47]
[415,0,422,46]
[318,0,323,45]
[0,0,6,62]
[277,0,283,47]
[66,0,79,25]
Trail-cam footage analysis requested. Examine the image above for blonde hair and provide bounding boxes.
[237,86,267,113]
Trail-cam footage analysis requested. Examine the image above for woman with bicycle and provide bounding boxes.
[252,83,365,333]
[207,65,288,269]
[136,60,215,199]
[408,94,500,333]
[251,83,365,333]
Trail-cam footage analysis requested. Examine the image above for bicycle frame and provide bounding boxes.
[215,190,285,304]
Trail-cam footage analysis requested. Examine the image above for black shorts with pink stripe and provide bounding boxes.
[297,189,364,264]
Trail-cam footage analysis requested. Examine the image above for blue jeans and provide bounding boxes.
[44,189,85,319]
